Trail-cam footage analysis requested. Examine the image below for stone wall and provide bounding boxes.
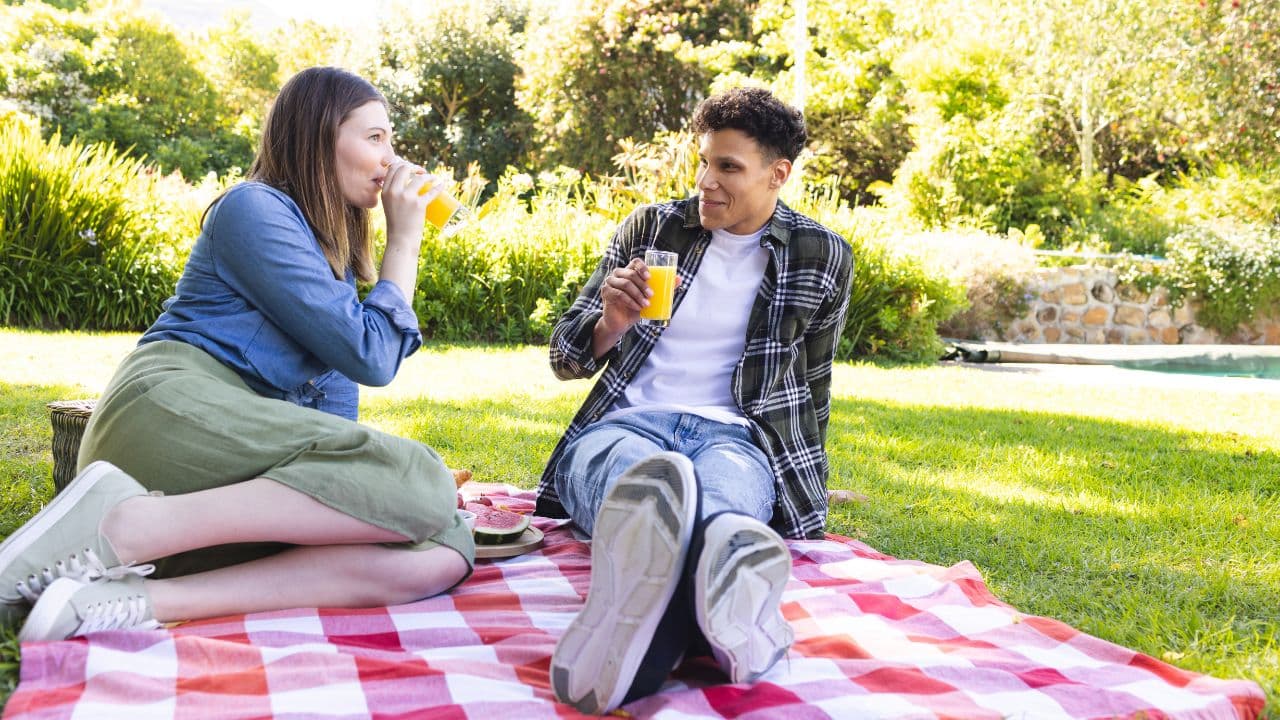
[998,266,1280,345]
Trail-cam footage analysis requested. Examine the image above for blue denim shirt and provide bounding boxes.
[140,182,422,420]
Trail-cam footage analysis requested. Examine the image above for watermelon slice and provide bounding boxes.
[465,501,531,545]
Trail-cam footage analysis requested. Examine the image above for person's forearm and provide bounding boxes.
[379,233,421,300]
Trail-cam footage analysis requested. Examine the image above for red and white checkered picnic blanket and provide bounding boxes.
[5,487,1266,720]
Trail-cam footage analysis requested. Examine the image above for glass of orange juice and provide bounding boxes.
[639,249,677,326]
[419,181,468,237]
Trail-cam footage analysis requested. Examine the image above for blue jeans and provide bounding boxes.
[552,411,775,537]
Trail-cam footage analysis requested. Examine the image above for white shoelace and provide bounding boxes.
[75,593,161,635]
[15,548,155,603]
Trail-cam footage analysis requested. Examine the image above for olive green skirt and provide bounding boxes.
[78,340,474,580]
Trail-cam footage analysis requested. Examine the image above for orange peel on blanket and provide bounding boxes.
[450,468,473,488]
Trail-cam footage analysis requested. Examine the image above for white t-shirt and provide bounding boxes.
[604,226,770,425]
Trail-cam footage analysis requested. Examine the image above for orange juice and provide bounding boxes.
[640,265,676,323]
[420,184,462,230]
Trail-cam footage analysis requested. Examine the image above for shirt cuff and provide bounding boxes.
[567,310,608,374]
[365,280,424,353]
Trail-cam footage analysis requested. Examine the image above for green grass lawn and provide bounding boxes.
[1,328,1277,714]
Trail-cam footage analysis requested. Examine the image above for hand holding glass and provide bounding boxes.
[418,181,468,237]
[639,249,677,326]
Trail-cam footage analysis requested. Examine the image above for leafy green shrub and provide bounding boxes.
[608,131,700,210]
[1062,179,1176,257]
[411,150,965,361]
[788,195,966,363]
[373,0,531,188]
[1065,166,1280,256]
[1130,222,1280,335]
[412,170,615,343]
[0,123,195,329]
[895,229,1039,341]
[837,239,966,362]
[895,109,1095,244]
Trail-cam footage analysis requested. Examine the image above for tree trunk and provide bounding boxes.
[1079,74,1095,180]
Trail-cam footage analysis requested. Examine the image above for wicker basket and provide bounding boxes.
[47,399,97,493]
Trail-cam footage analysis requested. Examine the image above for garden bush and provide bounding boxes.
[895,229,1039,341]
[410,153,967,360]
[0,118,966,360]
[1064,167,1280,257]
[1120,222,1280,336]
[0,123,197,329]
[789,194,967,363]
[412,169,615,343]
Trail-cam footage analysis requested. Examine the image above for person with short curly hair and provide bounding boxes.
[539,86,854,714]
[691,86,808,163]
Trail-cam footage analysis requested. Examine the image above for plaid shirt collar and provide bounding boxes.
[674,197,794,247]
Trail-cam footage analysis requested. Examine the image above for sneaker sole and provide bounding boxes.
[17,576,82,642]
[0,461,118,605]
[550,452,697,714]
[694,515,794,684]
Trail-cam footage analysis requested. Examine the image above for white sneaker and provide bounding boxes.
[693,513,794,683]
[550,452,697,715]
[19,575,159,642]
[0,461,150,625]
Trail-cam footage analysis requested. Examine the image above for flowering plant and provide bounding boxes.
[1142,222,1280,334]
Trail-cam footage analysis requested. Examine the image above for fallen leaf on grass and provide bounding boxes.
[828,489,869,506]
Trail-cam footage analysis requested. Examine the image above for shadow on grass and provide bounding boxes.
[1,384,1276,707]
[824,397,1279,699]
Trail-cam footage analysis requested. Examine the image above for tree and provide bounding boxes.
[1002,0,1186,182]
[372,0,530,183]
[269,18,377,81]
[0,3,253,178]
[199,11,280,157]
[700,0,913,202]
[88,14,252,178]
[1184,0,1280,167]
[517,0,754,175]
[0,3,98,132]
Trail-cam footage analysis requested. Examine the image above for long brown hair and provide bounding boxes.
[221,67,384,282]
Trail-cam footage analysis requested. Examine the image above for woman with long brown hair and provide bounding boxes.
[0,67,473,640]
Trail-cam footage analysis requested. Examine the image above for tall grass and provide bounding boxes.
[0,124,197,329]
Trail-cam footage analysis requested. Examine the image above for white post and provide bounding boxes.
[793,0,808,116]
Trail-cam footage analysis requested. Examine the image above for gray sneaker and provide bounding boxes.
[19,575,158,642]
[550,452,698,715]
[693,513,794,684]
[0,461,149,625]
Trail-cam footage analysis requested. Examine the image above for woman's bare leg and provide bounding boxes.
[101,478,416,564]
[146,543,469,622]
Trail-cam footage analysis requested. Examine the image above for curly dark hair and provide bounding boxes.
[690,87,807,162]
